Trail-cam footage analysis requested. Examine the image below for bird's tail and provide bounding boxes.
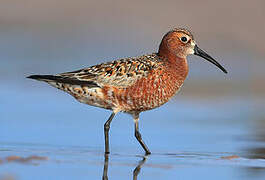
[27,74,99,87]
[27,75,62,82]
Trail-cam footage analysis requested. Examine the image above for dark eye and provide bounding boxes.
[181,36,187,42]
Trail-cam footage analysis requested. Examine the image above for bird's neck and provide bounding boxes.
[158,43,189,80]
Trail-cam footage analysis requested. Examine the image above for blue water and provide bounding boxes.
[1,82,265,180]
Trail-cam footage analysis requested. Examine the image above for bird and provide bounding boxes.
[27,28,227,155]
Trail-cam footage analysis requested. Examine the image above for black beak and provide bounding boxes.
[194,45,227,74]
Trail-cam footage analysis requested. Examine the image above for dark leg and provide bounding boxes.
[104,112,116,154]
[133,113,151,155]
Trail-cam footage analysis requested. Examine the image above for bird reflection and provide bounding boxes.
[102,154,109,180]
[133,156,148,180]
[102,154,148,180]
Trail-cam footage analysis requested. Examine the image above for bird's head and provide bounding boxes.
[158,28,227,74]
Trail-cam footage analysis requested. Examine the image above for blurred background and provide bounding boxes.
[0,0,265,180]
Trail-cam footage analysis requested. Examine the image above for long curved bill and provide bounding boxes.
[194,45,227,74]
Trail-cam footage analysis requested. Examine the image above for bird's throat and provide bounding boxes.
[158,43,189,80]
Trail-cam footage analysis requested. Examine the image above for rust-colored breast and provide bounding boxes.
[101,59,188,113]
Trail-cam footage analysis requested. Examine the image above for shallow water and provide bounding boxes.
[1,85,265,180]
[1,143,265,180]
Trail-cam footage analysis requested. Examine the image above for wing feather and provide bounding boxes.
[57,53,162,88]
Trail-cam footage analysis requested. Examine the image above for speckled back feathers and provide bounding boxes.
[58,53,163,88]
